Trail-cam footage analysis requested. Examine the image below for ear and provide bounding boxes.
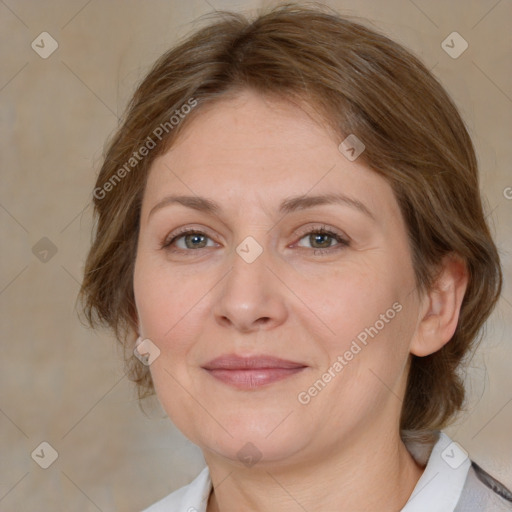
[410,253,469,357]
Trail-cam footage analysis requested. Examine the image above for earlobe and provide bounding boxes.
[410,253,469,357]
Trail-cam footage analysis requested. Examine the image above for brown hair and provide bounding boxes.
[79,3,502,434]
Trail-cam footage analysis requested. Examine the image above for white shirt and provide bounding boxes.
[142,432,512,511]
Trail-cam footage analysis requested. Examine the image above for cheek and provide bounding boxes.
[134,257,203,339]
[295,261,415,385]
[305,307,414,427]
[133,266,167,338]
[132,258,217,401]
[133,261,209,425]
[290,262,400,339]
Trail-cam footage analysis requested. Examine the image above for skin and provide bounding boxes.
[133,89,468,512]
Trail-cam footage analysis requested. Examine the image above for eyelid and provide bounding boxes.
[161,225,219,249]
[291,225,349,252]
[294,223,347,239]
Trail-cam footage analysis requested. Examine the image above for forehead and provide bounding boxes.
[141,90,399,223]
[160,91,335,170]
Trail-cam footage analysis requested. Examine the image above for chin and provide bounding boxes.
[201,431,307,468]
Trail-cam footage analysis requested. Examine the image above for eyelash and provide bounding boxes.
[160,225,350,256]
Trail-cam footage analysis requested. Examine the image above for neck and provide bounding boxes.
[205,426,426,512]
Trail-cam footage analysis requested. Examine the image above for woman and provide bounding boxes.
[79,4,512,511]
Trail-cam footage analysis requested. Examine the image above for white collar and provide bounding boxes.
[401,431,471,511]
[143,432,470,511]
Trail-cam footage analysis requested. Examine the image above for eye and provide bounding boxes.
[161,229,217,252]
[161,225,350,256]
[295,227,349,254]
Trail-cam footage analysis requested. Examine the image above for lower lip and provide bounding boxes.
[205,367,306,389]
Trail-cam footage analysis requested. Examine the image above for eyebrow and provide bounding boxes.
[148,193,375,221]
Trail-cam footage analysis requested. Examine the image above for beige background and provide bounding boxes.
[1,0,511,510]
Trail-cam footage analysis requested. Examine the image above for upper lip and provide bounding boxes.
[202,354,307,370]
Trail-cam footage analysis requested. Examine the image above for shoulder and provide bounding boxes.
[402,431,512,512]
[141,467,212,512]
[454,461,512,511]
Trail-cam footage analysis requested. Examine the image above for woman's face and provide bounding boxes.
[133,89,423,467]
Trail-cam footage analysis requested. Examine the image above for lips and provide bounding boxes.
[202,354,307,389]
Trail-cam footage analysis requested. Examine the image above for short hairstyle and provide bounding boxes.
[79,3,502,436]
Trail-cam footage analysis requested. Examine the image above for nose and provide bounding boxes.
[212,243,288,333]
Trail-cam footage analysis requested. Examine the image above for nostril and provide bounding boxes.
[220,316,232,327]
